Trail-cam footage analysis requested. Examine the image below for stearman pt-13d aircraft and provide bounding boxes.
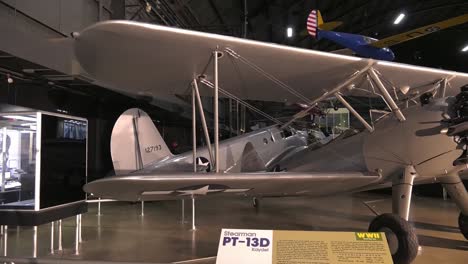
[73,19,468,264]
[306,10,468,61]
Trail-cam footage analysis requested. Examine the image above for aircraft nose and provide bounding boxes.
[442,85,468,165]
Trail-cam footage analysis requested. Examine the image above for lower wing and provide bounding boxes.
[84,172,382,201]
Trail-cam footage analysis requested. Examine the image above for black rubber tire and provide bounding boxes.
[368,213,419,264]
[458,212,468,240]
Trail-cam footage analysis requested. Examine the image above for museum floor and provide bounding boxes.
[0,192,467,263]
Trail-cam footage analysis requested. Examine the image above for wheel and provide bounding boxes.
[252,197,259,208]
[458,212,468,240]
[368,213,419,264]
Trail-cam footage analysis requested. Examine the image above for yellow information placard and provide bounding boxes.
[217,229,393,264]
[272,231,392,264]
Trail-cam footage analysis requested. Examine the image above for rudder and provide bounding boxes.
[306,10,319,37]
[307,10,342,37]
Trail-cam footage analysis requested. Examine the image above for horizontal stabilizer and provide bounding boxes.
[319,21,343,31]
[84,172,381,201]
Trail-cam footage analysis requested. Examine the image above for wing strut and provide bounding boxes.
[440,78,448,99]
[369,68,406,122]
[200,78,283,125]
[192,83,197,173]
[192,79,214,167]
[282,61,375,128]
[214,51,220,173]
[225,48,313,104]
[335,93,374,132]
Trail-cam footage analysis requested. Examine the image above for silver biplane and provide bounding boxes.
[73,20,468,264]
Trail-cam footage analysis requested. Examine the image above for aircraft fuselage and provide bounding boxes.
[279,97,462,184]
[318,30,396,61]
[137,126,309,174]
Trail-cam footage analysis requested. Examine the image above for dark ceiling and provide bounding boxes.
[125,0,467,72]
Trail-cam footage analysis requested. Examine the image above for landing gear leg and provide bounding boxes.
[252,197,260,209]
[439,174,468,240]
[368,166,419,264]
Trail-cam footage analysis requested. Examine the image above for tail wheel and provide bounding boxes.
[368,213,419,264]
[458,212,468,240]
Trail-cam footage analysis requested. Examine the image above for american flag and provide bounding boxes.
[307,10,317,37]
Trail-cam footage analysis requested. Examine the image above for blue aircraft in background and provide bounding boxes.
[306,10,468,61]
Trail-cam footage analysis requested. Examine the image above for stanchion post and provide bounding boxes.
[58,219,63,251]
[74,215,79,255]
[181,199,185,223]
[50,221,54,254]
[98,197,102,215]
[191,198,196,230]
[33,226,37,258]
[2,226,7,256]
[79,214,82,243]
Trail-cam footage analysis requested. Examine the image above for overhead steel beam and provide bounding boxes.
[243,0,248,38]
[247,0,268,19]
[207,0,230,33]
[129,5,144,20]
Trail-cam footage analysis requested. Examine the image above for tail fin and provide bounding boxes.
[111,108,173,175]
[316,10,324,26]
[307,10,343,37]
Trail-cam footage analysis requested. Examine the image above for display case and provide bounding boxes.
[0,111,88,225]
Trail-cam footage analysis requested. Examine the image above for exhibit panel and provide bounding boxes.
[39,114,87,209]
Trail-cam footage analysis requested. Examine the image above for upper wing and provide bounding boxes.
[84,172,382,201]
[371,14,468,48]
[74,21,468,104]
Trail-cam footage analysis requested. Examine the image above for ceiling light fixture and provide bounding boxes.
[145,2,152,13]
[462,45,468,52]
[6,74,13,84]
[393,13,406,25]
[287,27,293,38]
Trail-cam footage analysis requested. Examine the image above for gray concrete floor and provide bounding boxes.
[0,192,467,263]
